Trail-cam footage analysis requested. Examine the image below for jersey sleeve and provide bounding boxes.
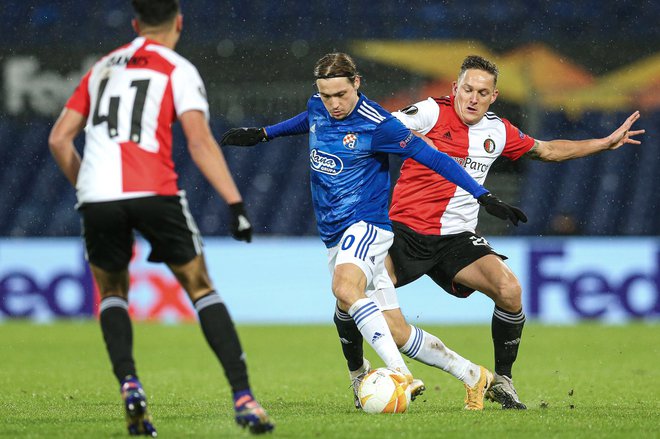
[370,117,426,159]
[171,62,210,119]
[501,118,536,160]
[264,111,309,138]
[391,97,440,135]
[64,69,92,117]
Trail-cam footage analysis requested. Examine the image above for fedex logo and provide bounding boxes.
[527,244,660,320]
[0,241,195,322]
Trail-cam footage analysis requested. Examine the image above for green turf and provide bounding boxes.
[1,321,658,438]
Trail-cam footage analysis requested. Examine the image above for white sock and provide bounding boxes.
[348,298,410,375]
[400,325,481,387]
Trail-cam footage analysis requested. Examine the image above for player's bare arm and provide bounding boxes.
[524,110,645,162]
[179,110,243,205]
[48,108,86,186]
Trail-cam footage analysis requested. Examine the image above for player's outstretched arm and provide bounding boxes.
[526,110,645,162]
[180,110,252,242]
[221,111,310,147]
[48,108,86,187]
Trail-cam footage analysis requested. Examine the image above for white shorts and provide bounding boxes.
[327,221,395,291]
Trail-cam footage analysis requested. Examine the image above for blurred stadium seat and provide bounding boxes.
[1,0,658,237]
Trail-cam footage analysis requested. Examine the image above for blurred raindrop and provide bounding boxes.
[291,39,309,58]
[216,39,235,57]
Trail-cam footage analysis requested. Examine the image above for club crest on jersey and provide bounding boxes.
[310,149,343,175]
[483,138,496,153]
[343,133,358,150]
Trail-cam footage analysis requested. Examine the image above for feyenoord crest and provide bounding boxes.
[483,138,496,153]
[343,133,358,150]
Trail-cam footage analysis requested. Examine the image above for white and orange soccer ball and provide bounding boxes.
[357,368,411,414]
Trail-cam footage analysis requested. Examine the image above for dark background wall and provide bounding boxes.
[1,0,658,237]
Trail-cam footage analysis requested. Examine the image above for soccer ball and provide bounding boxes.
[357,368,411,414]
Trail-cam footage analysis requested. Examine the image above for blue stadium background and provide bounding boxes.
[1,0,658,238]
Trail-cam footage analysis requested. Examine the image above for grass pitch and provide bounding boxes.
[1,321,658,438]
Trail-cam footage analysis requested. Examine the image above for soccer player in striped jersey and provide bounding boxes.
[342,55,645,410]
[48,0,272,435]
[222,52,527,410]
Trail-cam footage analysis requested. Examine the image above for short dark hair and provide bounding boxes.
[459,55,499,86]
[132,0,179,27]
[314,53,359,80]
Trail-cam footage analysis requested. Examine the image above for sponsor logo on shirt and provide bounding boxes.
[310,149,343,175]
[343,133,358,150]
[452,156,490,173]
[399,130,414,148]
[484,138,496,153]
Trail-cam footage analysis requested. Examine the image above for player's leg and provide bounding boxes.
[80,201,156,436]
[384,224,489,391]
[140,193,272,434]
[167,255,272,434]
[453,254,527,409]
[333,302,370,408]
[378,301,492,410]
[333,225,432,408]
[330,222,412,378]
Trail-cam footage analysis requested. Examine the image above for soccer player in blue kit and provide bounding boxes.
[222,53,526,405]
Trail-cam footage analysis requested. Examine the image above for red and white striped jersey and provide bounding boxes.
[390,96,535,235]
[66,37,209,203]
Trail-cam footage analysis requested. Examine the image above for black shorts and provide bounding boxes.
[78,193,203,272]
[389,221,507,298]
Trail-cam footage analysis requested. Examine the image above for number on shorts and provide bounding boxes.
[341,235,355,250]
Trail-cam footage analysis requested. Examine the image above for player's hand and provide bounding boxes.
[229,202,253,243]
[221,127,267,146]
[477,193,528,226]
[605,110,645,150]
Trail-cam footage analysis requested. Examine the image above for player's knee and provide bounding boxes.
[332,267,366,308]
[332,281,361,309]
[90,265,129,299]
[495,278,522,311]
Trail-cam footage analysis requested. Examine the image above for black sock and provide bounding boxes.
[194,292,249,393]
[491,305,525,378]
[99,297,136,383]
[333,305,364,372]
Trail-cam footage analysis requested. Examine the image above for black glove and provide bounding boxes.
[477,193,528,226]
[221,127,267,146]
[229,202,253,243]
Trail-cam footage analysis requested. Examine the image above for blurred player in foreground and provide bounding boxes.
[222,52,528,410]
[339,55,646,410]
[48,0,273,435]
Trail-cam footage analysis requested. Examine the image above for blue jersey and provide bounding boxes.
[264,93,488,248]
[306,94,426,247]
